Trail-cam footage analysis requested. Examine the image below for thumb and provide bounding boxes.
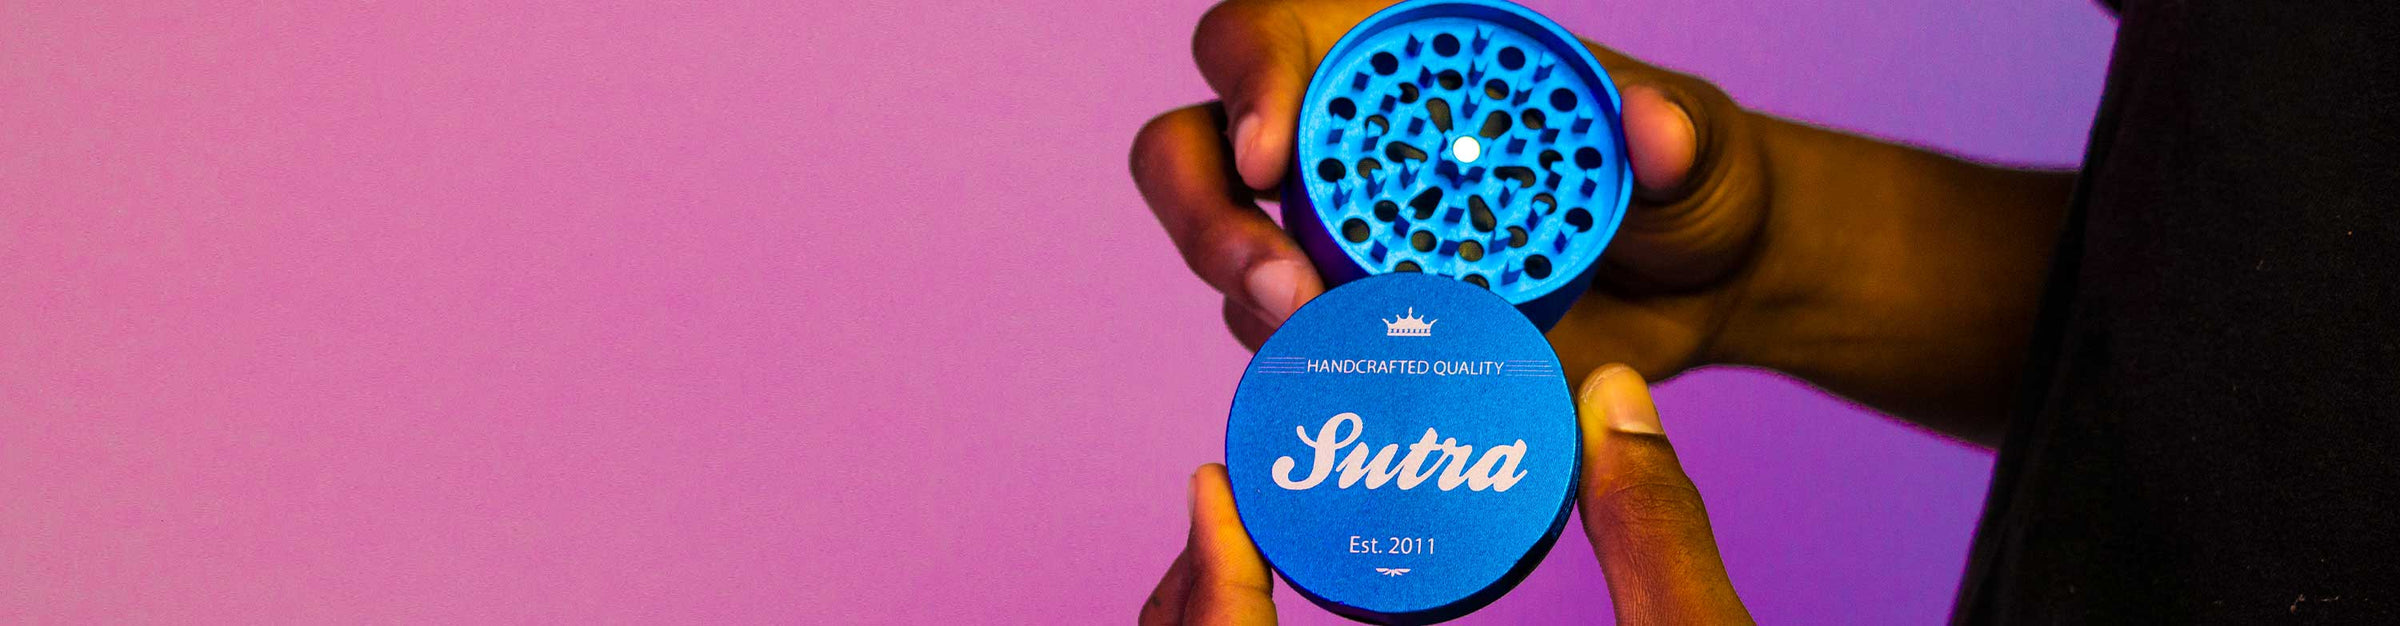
[1141,464,1278,626]
[1574,365,1752,625]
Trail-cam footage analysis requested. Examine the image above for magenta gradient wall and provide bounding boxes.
[1,1,2114,623]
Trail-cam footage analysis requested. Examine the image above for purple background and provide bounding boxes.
[0,1,2113,623]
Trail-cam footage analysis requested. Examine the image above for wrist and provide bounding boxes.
[1702,114,2074,438]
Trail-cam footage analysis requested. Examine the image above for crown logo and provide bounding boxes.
[1383,308,1436,337]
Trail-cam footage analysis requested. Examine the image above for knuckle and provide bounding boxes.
[1192,0,1263,57]
[1137,110,1185,175]
[1597,481,1711,529]
[1130,107,1198,177]
[1674,73,1739,113]
[1649,75,1741,145]
[1185,219,1268,282]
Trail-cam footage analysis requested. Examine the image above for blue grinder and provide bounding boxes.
[1283,0,1632,333]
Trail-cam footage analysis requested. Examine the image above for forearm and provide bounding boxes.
[1713,115,2075,446]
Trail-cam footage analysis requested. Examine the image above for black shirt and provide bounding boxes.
[1956,0,2400,622]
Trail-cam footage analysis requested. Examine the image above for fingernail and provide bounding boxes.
[1188,468,1207,519]
[1185,469,1203,545]
[1231,112,1263,182]
[1243,259,1306,325]
[1579,364,1664,435]
[1623,85,1700,197]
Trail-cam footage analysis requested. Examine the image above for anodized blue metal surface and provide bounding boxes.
[1227,274,1578,624]
[1283,0,1631,332]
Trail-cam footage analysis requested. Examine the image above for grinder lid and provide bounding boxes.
[1226,273,1579,624]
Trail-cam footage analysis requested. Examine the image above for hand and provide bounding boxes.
[1134,0,2075,442]
[1139,366,1754,625]
[1130,0,1767,379]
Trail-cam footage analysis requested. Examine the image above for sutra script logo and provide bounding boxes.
[1272,412,1528,492]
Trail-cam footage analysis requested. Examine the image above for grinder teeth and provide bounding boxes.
[1290,0,1627,333]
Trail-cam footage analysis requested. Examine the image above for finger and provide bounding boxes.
[1132,104,1325,326]
[1186,463,1277,625]
[1192,0,1310,190]
[1581,40,1770,288]
[1574,365,1753,625]
[1546,56,1760,381]
[1573,40,1727,200]
[1192,0,1392,190]
[1222,298,1276,352]
[1141,547,1197,626]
